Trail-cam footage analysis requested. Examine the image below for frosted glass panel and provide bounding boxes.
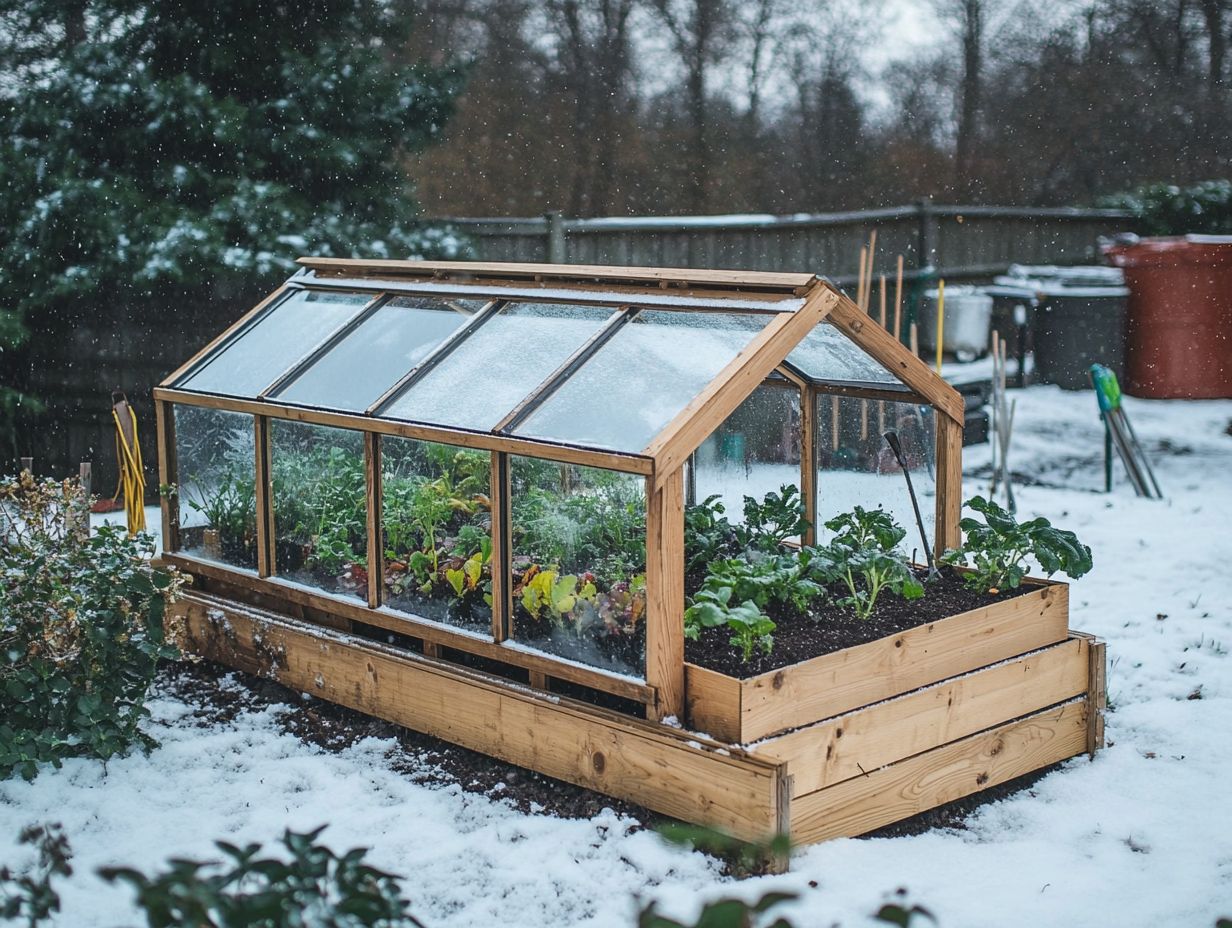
[384,302,615,431]
[180,290,370,397]
[516,311,770,452]
[787,322,902,385]
[276,296,486,411]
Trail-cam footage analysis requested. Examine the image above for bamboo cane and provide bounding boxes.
[935,279,946,374]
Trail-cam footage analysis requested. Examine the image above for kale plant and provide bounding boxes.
[817,507,924,621]
[942,496,1093,593]
[734,485,810,553]
[684,495,739,573]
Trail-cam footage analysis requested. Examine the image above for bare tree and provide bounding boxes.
[935,0,988,199]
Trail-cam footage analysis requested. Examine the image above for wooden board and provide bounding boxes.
[687,580,1070,743]
[752,637,1089,796]
[645,468,685,721]
[934,411,964,556]
[789,699,1090,844]
[177,591,786,843]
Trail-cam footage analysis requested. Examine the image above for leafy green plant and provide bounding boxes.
[734,485,810,552]
[942,496,1093,594]
[1100,180,1232,235]
[0,475,187,780]
[519,567,598,625]
[100,827,427,928]
[818,507,924,621]
[0,824,71,928]
[182,462,257,550]
[638,892,796,928]
[684,495,740,573]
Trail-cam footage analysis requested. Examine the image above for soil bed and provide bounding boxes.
[684,566,1020,679]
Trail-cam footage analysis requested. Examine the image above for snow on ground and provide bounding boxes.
[5,386,1232,927]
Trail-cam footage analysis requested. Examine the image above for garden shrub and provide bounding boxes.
[1100,180,1232,236]
[0,474,186,780]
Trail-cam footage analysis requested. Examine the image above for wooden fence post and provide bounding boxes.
[916,197,935,271]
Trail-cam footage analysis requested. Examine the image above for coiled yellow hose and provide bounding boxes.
[112,399,146,534]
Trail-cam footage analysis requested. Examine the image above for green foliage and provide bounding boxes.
[638,892,796,928]
[733,486,810,553]
[0,824,71,928]
[874,902,937,927]
[0,475,186,780]
[942,496,1093,594]
[816,507,924,621]
[182,462,257,553]
[1100,180,1232,236]
[100,827,426,928]
[684,495,740,574]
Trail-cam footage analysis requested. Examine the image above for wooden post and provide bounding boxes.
[491,451,511,642]
[933,410,964,557]
[254,416,274,577]
[645,467,685,722]
[73,461,93,539]
[365,432,382,610]
[916,196,935,270]
[155,401,179,552]
[800,384,816,547]
[20,456,32,474]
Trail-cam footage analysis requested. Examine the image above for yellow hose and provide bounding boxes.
[112,407,146,534]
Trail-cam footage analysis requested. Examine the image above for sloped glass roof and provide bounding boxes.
[168,268,923,459]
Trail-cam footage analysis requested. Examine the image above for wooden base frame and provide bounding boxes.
[173,587,1104,860]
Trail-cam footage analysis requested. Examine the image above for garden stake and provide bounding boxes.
[884,430,936,575]
[935,279,945,373]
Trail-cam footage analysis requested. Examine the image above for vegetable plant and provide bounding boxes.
[684,584,776,662]
[943,495,1093,593]
[818,507,924,621]
[733,484,810,552]
[684,494,739,572]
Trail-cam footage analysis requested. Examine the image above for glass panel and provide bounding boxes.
[787,322,902,385]
[381,438,492,634]
[179,290,371,397]
[691,384,802,530]
[276,296,487,411]
[174,406,257,570]
[270,421,368,600]
[516,310,771,452]
[383,302,616,431]
[510,457,647,678]
[814,394,936,558]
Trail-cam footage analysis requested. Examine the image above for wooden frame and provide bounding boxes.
[157,260,1085,853]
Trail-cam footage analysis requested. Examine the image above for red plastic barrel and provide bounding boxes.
[1104,236,1232,399]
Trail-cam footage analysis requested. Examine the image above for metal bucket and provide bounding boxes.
[919,287,993,362]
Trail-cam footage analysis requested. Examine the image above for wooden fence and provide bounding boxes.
[439,201,1136,284]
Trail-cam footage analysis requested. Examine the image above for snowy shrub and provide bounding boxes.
[1101,180,1232,236]
[101,827,425,928]
[0,475,186,781]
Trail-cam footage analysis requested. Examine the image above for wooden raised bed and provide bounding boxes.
[686,578,1070,743]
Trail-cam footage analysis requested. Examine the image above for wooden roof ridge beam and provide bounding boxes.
[824,289,965,425]
[644,284,840,489]
[296,257,819,296]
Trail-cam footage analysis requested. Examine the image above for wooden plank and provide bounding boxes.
[645,468,685,721]
[490,452,510,642]
[934,411,964,557]
[178,592,785,842]
[154,388,655,476]
[165,552,654,705]
[789,700,1089,844]
[689,580,1070,743]
[297,257,819,295]
[799,383,816,547]
[254,416,273,578]
[161,285,290,388]
[754,637,1089,796]
[825,293,964,424]
[644,287,839,488]
[365,433,382,610]
[155,400,179,553]
[685,663,744,737]
[1072,630,1107,755]
[811,382,929,405]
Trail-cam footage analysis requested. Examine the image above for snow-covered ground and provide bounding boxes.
[4,386,1232,927]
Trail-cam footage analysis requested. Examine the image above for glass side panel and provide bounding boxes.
[381,437,492,635]
[691,383,802,532]
[516,310,771,452]
[510,457,647,678]
[814,394,936,555]
[174,406,257,571]
[270,420,368,600]
[787,321,902,385]
[383,302,616,431]
[179,290,371,398]
[275,296,487,412]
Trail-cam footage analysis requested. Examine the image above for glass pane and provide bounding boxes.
[179,290,371,397]
[381,438,492,634]
[270,421,368,600]
[787,322,902,385]
[384,302,616,431]
[516,310,771,452]
[510,457,647,678]
[276,296,487,411]
[691,384,802,530]
[814,394,936,558]
[174,406,257,570]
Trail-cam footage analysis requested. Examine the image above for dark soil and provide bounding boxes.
[684,567,1022,679]
[158,658,1051,875]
